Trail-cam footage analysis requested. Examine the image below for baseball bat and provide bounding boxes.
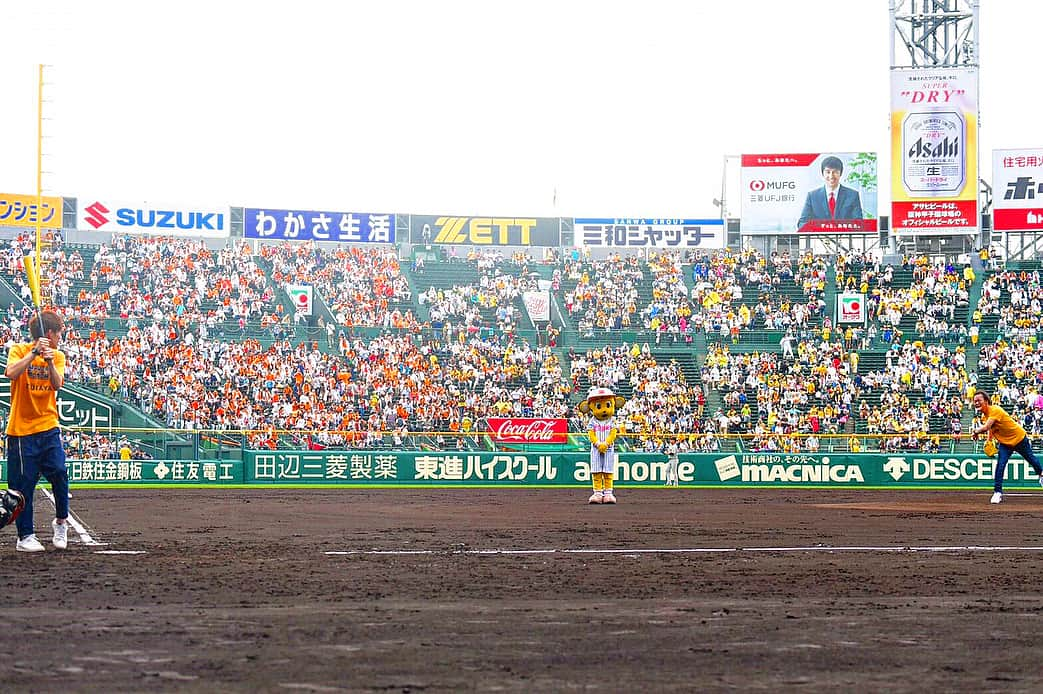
[23,253,45,341]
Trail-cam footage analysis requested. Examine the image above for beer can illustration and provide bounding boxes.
[901,111,965,195]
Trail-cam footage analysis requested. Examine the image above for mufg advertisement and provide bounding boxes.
[740,152,878,234]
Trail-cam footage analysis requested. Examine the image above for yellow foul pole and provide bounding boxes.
[35,64,44,271]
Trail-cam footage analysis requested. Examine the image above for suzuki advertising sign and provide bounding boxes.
[992,148,1043,232]
[573,218,725,248]
[409,215,560,247]
[890,67,979,233]
[78,197,229,238]
[740,153,878,234]
[244,208,395,243]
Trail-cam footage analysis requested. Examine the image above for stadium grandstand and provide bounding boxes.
[0,225,1024,466]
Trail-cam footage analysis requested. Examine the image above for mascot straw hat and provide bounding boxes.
[578,386,625,415]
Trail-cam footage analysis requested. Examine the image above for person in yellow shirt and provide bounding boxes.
[971,391,1043,504]
[5,310,69,551]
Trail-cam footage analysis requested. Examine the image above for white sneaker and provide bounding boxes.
[16,534,45,552]
[990,492,1003,504]
[1038,475,1043,488]
[52,519,68,550]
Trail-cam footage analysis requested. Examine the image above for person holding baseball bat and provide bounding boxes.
[971,391,1043,505]
[4,309,70,551]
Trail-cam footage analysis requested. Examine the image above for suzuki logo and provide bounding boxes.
[84,202,110,229]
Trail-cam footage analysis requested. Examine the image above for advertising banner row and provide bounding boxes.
[0,193,732,249]
[740,67,981,235]
[23,451,1041,488]
[74,201,728,249]
[8,83,1043,243]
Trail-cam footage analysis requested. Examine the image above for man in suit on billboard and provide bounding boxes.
[797,155,864,229]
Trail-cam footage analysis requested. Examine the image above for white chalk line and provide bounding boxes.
[41,488,106,546]
[326,545,1043,557]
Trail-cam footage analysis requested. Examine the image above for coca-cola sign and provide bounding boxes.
[487,418,568,444]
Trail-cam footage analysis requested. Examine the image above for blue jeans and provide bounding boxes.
[7,428,68,539]
[994,436,1043,492]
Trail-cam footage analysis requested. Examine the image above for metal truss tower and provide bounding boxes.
[890,0,979,69]
[889,1,982,257]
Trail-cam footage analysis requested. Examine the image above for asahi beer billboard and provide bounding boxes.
[739,153,878,234]
[890,68,978,233]
[992,148,1043,232]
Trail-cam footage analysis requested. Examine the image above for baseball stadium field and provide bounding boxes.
[3,486,1042,692]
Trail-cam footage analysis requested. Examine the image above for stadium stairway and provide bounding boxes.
[569,347,702,406]
[0,268,24,310]
[406,259,525,331]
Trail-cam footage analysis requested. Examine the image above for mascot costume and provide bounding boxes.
[578,386,626,504]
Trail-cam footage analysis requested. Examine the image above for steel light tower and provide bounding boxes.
[889,0,982,257]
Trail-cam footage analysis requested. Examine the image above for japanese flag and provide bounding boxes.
[286,284,313,316]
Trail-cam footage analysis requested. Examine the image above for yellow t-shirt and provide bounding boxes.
[5,342,65,437]
[985,403,1026,446]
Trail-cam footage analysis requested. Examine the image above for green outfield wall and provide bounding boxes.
[37,451,1043,489]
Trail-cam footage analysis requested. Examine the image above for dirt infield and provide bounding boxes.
[3,487,1043,692]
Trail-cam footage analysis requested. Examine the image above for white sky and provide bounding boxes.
[0,0,1039,219]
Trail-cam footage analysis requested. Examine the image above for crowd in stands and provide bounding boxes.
[700,333,970,452]
[565,252,643,332]
[419,250,538,336]
[639,252,694,344]
[978,337,1043,434]
[0,236,1034,456]
[262,242,417,330]
[977,268,1043,338]
[566,342,716,451]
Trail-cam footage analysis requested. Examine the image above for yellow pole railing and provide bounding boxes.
[35,63,44,277]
